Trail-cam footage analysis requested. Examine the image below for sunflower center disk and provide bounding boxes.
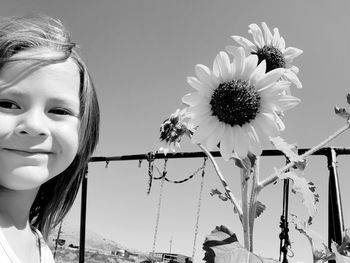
[210,80,261,127]
[254,46,286,72]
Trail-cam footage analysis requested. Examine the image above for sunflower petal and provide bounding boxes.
[195,64,213,84]
[250,60,266,86]
[230,36,256,51]
[189,112,211,127]
[187,76,214,94]
[234,126,249,158]
[246,124,262,156]
[205,121,225,150]
[248,23,265,49]
[186,104,211,118]
[231,126,240,155]
[220,125,234,161]
[192,117,219,144]
[256,113,280,137]
[251,120,270,148]
[284,69,302,88]
[259,81,291,98]
[272,28,281,48]
[241,55,258,80]
[232,47,245,79]
[283,47,303,62]
[279,36,286,51]
[226,45,240,56]
[213,51,232,82]
[274,112,286,131]
[182,92,207,106]
[255,68,284,90]
[274,95,301,111]
[261,22,273,46]
[290,66,299,74]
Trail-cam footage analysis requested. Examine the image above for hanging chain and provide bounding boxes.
[152,176,165,256]
[192,157,207,260]
[154,161,205,184]
[153,158,168,180]
[146,152,156,195]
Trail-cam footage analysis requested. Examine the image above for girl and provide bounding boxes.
[0,14,100,262]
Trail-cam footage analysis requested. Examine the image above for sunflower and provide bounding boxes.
[226,22,303,89]
[182,48,300,160]
[159,108,192,155]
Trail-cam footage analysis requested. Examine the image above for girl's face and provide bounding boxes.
[0,49,80,190]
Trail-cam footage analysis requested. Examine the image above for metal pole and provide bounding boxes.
[79,166,88,263]
[327,148,344,263]
[279,158,290,263]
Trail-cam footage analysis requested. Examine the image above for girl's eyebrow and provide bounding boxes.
[50,97,79,107]
[0,89,26,97]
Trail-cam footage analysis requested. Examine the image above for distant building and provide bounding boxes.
[152,252,192,263]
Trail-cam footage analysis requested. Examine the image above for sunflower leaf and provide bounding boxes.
[270,136,306,170]
[278,171,319,222]
[335,106,350,120]
[291,214,333,262]
[254,200,266,218]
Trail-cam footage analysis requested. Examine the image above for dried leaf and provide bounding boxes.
[270,136,306,170]
[210,189,266,218]
[231,152,256,171]
[254,201,266,218]
[332,242,350,263]
[335,106,350,120]
[210,189,229,201]
[278,171,319,222]
[209,190,241,215]
[204,227,279,263]
[337,228,350,255]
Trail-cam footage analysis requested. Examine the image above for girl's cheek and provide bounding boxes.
[0,115,16,133]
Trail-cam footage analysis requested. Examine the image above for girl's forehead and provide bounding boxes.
[0,48,79,85]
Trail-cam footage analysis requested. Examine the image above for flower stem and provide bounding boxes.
[248,157,260,252]
[241,168,250,250]
[258,122,350,190]
[198,144,243,218]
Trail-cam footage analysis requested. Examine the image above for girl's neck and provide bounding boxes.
[0,186,39,229]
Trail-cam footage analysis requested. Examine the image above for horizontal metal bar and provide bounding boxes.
[89,147,350,163]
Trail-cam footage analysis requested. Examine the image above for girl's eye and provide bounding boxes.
[49,108,73,116]
[0,100,20,109]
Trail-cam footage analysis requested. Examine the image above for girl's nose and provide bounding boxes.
[14,109,50,137]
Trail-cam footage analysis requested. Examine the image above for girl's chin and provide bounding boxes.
[0,167,54,191]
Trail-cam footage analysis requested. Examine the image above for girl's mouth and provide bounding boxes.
[3,148,53,156]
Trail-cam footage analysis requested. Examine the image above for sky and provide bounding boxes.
[1,0,350,262]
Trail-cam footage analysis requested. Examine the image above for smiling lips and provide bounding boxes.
[3,148,53,156]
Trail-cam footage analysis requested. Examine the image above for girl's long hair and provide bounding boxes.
[0,14,100,239]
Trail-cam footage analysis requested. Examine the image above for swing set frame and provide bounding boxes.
[76,147,349,263]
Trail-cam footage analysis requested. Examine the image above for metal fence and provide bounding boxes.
[77,147,349,263]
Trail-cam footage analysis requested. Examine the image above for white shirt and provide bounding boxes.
[0,227,55,263]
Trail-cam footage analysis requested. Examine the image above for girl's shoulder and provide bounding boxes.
[0,226,21,263]
[0,226,56,263]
